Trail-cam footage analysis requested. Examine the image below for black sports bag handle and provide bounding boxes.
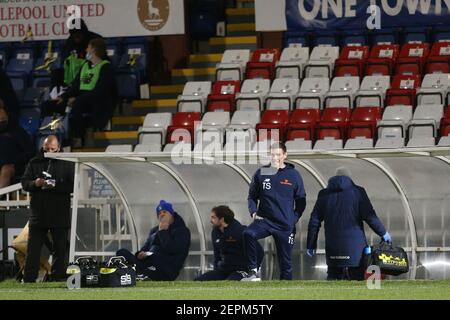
[106,256,128,268]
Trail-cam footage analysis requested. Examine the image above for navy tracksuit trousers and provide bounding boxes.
[116,248,169,281]
[243,219,295,280]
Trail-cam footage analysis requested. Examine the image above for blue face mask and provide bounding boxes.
[86,52,93,61]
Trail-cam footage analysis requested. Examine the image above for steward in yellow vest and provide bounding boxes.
[61,38,116,145]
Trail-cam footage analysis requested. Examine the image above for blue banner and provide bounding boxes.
[286,0,450,30]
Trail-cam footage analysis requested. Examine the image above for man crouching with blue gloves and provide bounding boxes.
[306,167,391,281]
[116,200,191,281]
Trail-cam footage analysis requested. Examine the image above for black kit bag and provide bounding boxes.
[370,241,409,276]
[99,256,136,287]
[66,256,101,287]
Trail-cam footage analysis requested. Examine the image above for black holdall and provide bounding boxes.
[370,241,409,276]
[66,256,101,287]
[99,256,136,288]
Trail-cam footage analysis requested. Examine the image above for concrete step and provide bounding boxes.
[226,8,255,24]
[111,116,145,131]
[208,36,257,53]
[188,53,222,68]
[149,85,184,99]
[227,23,256,36]
[93,131,138,148]
[132,99,178,116]
[171,67,216,84]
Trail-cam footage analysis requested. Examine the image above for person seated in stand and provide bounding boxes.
[56,37,116,148]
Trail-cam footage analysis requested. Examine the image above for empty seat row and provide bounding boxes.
[178,73,450,113]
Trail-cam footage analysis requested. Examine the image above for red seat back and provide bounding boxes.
[250,48,281,64]
[390,74,421,90]
[320,107,350,123]
[425,61,450,74]
[398,43,429,59]
[172,112,202,127]
[429,41,450,57]
[338,46,369,60]
[211,81,241,95]
[350,107,382,123]
[290,109,320,125]
[260,110,290,125]
[369,44,399,59]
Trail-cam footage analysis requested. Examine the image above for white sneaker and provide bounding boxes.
[240,270,261,281]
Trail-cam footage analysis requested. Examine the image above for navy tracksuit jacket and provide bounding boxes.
[307,175,387,268]
[212,219,264,272]
[248,163,306,230]
[245,163,306,280]
[139,213,191,280]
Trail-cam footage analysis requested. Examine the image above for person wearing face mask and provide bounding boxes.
[62,18,103,87]
[57,37,115,148]
[116,200,191,281]
[21,135,75,282]
[241,142,306,281]
[0,107,34,189]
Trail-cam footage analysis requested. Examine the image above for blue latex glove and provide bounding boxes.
[306,249,315,257]
[382,232,392,243]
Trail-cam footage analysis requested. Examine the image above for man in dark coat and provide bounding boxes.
[21,135,75,282]
[306,167,391,280]
[117,200,191,281]
[195,205,264,281]
[0,107,34,188]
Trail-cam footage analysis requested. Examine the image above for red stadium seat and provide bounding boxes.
[386,74,421,107]
[316,107,350,140]
[256,110,290,141]
[395,43,429,75]
[365,44,399,76]
[286,109,321,141]
[425,41,450,74]
[166,112,202,144]
[334,46,369,77]
[207,80,241,113]
[348,107,382,139]
[245,48,280,80]
[440,108,450,137]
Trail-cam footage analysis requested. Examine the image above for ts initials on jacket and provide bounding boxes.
[307,175,387,268]
[21,152,75,228]
[248,163,306,231]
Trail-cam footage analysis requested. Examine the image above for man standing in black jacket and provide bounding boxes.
[195,206,264,281]
[117,200,191,281]
[21,135,75,282]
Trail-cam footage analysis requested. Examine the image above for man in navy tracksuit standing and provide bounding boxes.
[243,142,306,280]
[195,205,264,281]
[117,200,191,281]
[306,167,391,280]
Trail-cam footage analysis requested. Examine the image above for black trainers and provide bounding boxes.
[240,269,261,281]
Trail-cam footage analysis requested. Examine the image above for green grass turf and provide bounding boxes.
[0,279,450,300]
